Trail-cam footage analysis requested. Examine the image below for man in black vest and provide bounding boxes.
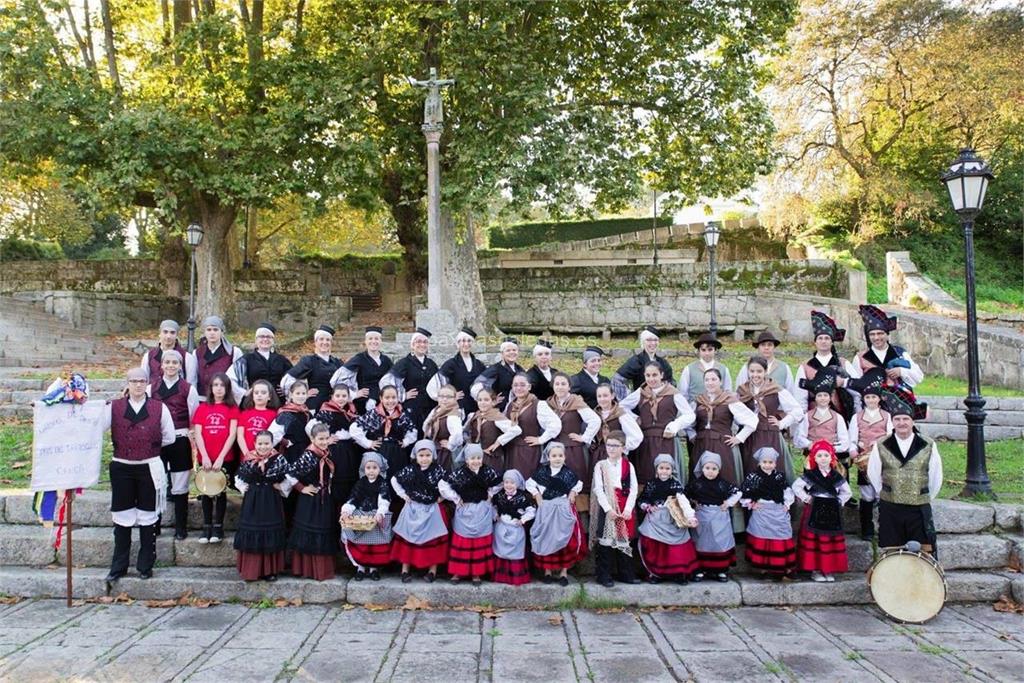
[104,367,176,582]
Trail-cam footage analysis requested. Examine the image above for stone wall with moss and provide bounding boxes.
[479,260,856,334]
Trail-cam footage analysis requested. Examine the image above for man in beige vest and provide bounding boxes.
[866,391,941,555]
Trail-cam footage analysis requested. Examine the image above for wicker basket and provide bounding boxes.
[341,515,378,532]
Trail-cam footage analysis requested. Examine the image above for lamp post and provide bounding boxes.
[703,221,721,336]
[652,190,659,266]
[941,148,994,498]
[185,222,204,353]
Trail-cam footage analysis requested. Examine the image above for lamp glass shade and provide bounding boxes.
[703,222,721,248]
[941,149,993,214]
[185,223,204,247]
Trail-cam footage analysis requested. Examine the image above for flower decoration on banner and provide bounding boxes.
[40,373,90,406]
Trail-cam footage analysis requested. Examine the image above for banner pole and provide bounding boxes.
[66,490,74,608]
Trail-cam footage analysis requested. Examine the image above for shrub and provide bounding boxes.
[489,216,672,249]
[0,236,64,261]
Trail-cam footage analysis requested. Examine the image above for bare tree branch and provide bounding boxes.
[62,0,97,75]
[99,0,122,94]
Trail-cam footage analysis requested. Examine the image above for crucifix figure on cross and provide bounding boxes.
[408,67,455,127]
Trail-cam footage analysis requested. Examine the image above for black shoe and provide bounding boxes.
[558,576,569,587]
[621,577,641,585]
[355,571,365,582]
[542,575,554,584]
[425,572,436,583]
[265,574,278,582]
[674,576,690,585]
[715,572,729,582]
[370,570,381,582]
[692,572,704,583]
[401,572,412,583]
[104,571,126,583]
[599,578,614,588]
[139,570,153,580]
[844,498,859,509]
[647,576,660,584]
[472,578,482,586]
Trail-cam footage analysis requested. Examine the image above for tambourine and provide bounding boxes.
[195,468,228,496]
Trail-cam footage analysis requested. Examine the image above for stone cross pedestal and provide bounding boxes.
[409,68,460,343]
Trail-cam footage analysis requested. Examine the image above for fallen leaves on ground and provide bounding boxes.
[596,607,624,614]
[87,592,134,605]
[274,598,302,608]
[10,461,27,470]
[363,603,392,611]
[993,596,1024,614]
[0,595,22,605]
[547,614,564,626]
[401,595,430,611]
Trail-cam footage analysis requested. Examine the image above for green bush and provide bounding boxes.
[0,236,64,261]
[489,216,673,249]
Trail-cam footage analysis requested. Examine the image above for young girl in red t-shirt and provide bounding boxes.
[193,372,239,543]
[236,379,280,454]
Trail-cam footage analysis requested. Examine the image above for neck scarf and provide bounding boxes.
[696,389,734,412]
[244,448,277,471]
[281,402,310,416]
[374,401,403,438]
[507,392,537,425]
[308,443,334,491]
[320,399,358,421]
[737,380,780,417]
[639,382,677,413]
[547,392,586,417]
[424,400,461,438]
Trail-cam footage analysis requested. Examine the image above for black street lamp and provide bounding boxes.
[940,148,994,498]
[185,222,204,353]
[703,221,721,336]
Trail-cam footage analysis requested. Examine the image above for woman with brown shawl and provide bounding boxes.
[504,373,561,477]
[546,373,600,491]
[736,356,804,480]
[620,362,695,486]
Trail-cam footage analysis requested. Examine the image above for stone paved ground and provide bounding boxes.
[0,599,1021,682]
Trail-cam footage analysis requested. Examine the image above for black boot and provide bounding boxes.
[137,523,157,578]
[106,525,132,582]
[173,494,189,540]
[616,549,641,585]
[594,545,614,587]
[859,500,875,540]
[199,496,213,544]
[211,493,226,543]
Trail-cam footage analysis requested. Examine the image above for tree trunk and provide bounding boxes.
[383,169,427,285]
[441,209,489,332]
[193,197,238,324]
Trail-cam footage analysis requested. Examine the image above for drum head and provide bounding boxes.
[195,469,227,496]
[869,552,946,623]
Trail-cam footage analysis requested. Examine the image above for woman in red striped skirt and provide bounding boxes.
[792,440,851,581]
[526,442,586,586]
[440,444,502,584]
[390,439,449,582]
[340,451,392,581]
[638,454,699,584]
[741,448,797,578]
[491,469,535,585]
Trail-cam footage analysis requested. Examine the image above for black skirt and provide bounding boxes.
[234,483,287,553]
[331,440,360,504]
[380,441,408,482]
[288,489,340,555]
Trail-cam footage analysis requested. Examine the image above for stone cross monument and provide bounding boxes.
[408,68,459,339]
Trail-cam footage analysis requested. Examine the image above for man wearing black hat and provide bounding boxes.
[332,326,393,413]
[735,330,794,391]
[867,392,942,555]
[281,324,341,411]
[526,339,559,400]
[382,327,439,425]
[611,326,674,399]
[679,332,733,403]
[427,327,487,414]
[570,346,610,409]
[228,322,293,402]
[471,337,525,410]
[848,305,924,387]
[794,311,859,420]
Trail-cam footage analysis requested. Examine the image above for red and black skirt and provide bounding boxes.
[390,533,449,569]
[745,535,797,574]
[532,520,586,571]
[492,557,531,585]
[639,537,698,578]
[448,533,495,578]
[696,548,736,571]
[797,505,848,574]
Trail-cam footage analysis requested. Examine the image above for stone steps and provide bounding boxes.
[0,565,1018,608]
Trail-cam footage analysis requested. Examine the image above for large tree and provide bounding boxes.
[314,0,797,329]
[1,1,795,326]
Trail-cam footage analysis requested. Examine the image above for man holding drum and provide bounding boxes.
[866,390,941,556]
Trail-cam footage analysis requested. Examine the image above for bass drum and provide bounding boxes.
[867,549,947,623]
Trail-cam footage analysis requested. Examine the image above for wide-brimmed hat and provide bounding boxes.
[693,332,722,350]
[751,330,781,348]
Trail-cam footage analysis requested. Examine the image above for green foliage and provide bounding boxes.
[0,235,64,260]
[489,216,672,249]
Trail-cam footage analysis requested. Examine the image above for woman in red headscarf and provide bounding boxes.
[791,440,852,582]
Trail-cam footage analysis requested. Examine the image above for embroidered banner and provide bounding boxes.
[31,400,105,491]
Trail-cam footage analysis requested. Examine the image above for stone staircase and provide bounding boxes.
[0,297,123,368]
[0,490,1019,607]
